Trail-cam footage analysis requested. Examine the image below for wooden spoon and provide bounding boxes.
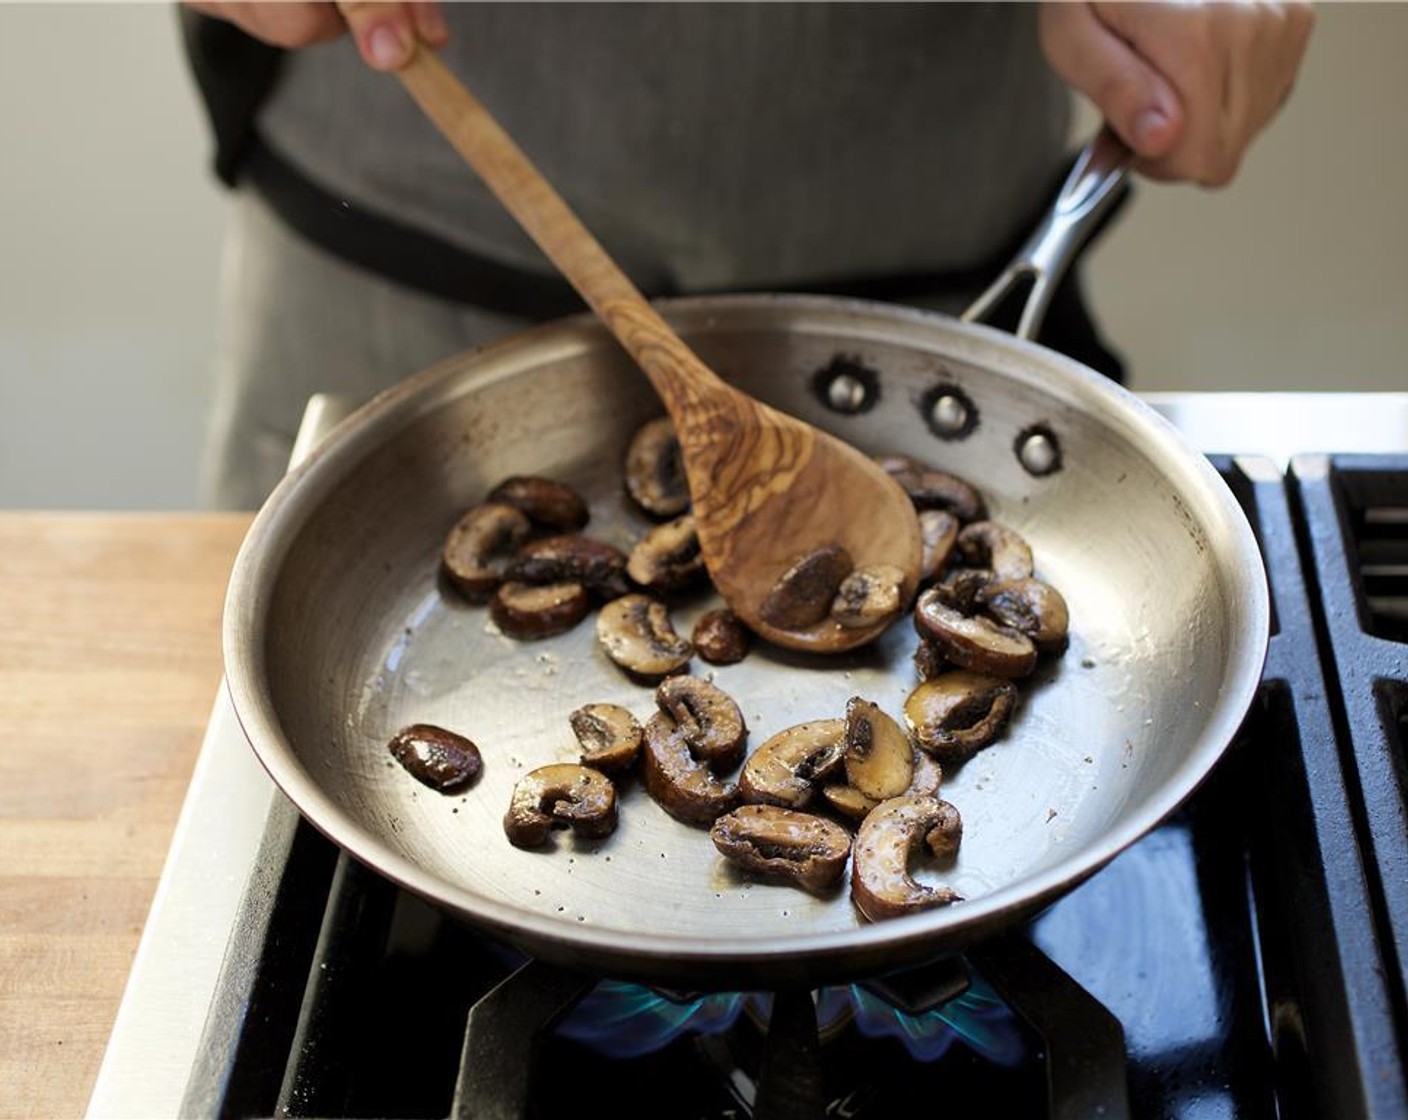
[394,49,921,653]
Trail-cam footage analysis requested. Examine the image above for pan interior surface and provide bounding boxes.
[229,296,1268,983]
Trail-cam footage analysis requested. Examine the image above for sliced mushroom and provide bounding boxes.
[819,783,878,821]
[956,521,1034,582]
[568,703,643,772]
[851,795,963,921]
[930,567,992,614]
[626,513,708,593]
[710,806,853,894]
[913,638,950,681]
[507,534,631,600]
[596,593,693,681]
[876,454,987,523]
[503,763,618,848]
[655,675,748,769]
[903,670,1018,764]
[978,577,1070,653]
[759,543,854,631]
[918,509,960,583]
[387,724,483,793]
[640,711,740,825]
[843,697,914,801]
[913,590,1037,678]
[490,580,592,640]
[831,564,907,630]
[486,475,590,533]
[691,608,750,665]
[624,416,690,519]
[909,749,944,798]
[441,502,533,602]
[738,718,847,810]
[925,800,964,862]
[821,747,942,821]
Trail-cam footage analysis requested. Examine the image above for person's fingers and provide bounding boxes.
[183,2,345,49]
[1089,1,1315,187]
[1092,2,1234,185]
[336,1,421,70]
[1038,1,1184,161]
[410,1,449,49]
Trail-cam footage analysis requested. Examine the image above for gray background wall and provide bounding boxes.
[2,2,1404,511]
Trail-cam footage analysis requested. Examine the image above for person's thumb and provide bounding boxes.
[1038,2,1183,160]
[337,1,418,71]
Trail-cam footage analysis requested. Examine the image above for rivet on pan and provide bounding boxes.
[929,394,971,436]
[827,372,870,413]
[811,354,880,415]
[1015,425,1062,477]
[918,383,979,442]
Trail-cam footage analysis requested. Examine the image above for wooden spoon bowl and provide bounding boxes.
[395,50,922,652]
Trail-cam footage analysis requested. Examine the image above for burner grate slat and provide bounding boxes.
[1291,454,1408,1112]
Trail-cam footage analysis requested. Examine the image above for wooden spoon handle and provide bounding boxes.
[395,49,735,429]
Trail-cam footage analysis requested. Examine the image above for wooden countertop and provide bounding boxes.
[0,512,253,1120]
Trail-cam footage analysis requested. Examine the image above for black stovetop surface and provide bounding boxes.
[182,455,1408,1120]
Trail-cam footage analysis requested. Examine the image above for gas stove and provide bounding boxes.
[87,392,1408,1119]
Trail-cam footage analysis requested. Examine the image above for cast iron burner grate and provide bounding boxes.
[177,458,1408,1120]
[1292,455,1408,1064]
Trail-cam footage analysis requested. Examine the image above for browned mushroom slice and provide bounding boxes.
[626,513,708,593]
[978,577,1070,653]
[490,580,592,640]
[930,567,991,614]
[913,590,1037,679]
[759,543,854,631]
[909,748,944,797]
[821,746,942,821]
[503,763,618,848]
[917,509,960,583]
[387,724,483,793]
[655,675,748,769]
[903,670,1018,764]
[913,638,950,681]
[876,454,987,523]
[925,800,964,862]
[624,416,690,519]
[851,794,963,921]
[739,718,847,810]
[486,475,590,533]
[691,608,750,665]
[843,697,914,801]
[640,711,740,825]
[507,534,631,600]
[956,521,1034,582]
[831,564,907,630]
[819,783,878,821]
[596,593,693,681]
[710,806,853,894]
[441,502,533,602]
[568,703,643,772]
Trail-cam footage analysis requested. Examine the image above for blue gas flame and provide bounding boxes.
[555,981,750,1058]
[555,972,1025,1065]
[828,974,1027,1064]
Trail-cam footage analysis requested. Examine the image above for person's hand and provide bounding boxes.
[184,2,448,70]
[1038,1,1314,186]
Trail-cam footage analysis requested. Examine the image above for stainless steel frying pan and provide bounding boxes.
[222,134,1270,990]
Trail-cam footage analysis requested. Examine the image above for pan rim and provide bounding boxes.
[222,292,1270,985]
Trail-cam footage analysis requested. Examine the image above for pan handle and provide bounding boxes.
[961,127,1133,341]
